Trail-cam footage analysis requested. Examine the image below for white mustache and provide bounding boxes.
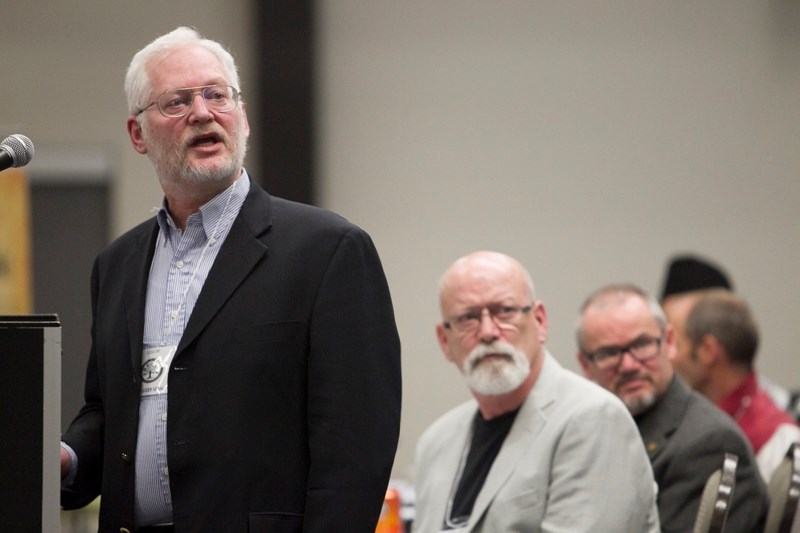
[466,343,514,371]
[462,341,531,396]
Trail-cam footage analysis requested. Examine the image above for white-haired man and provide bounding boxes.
[59,27,401,532]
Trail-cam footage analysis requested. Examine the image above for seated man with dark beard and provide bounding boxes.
[412,251,660,532]
[576,284,768,533]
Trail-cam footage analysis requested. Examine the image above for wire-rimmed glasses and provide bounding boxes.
[136,84,241,118]
[443,303,533,334]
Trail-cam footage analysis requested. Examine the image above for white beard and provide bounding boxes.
[462,341,531,396]
[145,122,248,187]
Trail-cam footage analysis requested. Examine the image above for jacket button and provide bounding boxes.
[121,453,131,463]
[120,528,131,533]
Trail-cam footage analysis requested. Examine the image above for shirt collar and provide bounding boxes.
[156,170,250,244]
[717,371,758,417]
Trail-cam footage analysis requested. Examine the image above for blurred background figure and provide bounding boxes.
[659,254,796,413]
[577,284,767,533]
[682,292,800,482]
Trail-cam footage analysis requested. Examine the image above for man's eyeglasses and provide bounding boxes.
[136,84,241,118]
[443,304,533,334]
[582,336,662,371]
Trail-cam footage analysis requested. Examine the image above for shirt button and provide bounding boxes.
[164,467,169,477]
[176,260,185,268]
[161,413,168,422]
[170,310,178,319]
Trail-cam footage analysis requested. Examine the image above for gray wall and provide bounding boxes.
[4,1,799,485]
[316,1,800,480]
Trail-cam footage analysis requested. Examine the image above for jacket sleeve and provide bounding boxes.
[302,226,402,531]
[61,258,105,510]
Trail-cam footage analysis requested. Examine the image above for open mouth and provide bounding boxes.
[189,132,223,148]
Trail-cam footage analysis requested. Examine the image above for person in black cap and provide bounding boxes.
[659,255,733,302]
[659,253,794,415]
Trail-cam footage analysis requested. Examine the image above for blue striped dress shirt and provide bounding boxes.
[135,172,249,526]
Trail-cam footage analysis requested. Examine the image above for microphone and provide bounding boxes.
[0,134,35,172]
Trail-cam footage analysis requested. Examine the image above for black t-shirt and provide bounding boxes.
[444,408,519,529]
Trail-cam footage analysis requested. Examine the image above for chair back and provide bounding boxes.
[763,441,800,533]
[693,453,738,533]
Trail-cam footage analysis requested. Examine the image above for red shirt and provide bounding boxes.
[718,372,799,453]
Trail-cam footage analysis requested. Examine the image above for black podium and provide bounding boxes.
[0,315,61,531]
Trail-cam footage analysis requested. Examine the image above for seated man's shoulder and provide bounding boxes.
[551,365,631,417]
[418,400,477,446]
[673,390,752,452]
[686,391,743,433]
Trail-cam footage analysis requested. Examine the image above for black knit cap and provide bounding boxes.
[660,255,733,301]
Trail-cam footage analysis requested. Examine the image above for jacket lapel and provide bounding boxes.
[636,375,687,462]
[125,222,160,379]
[467,352,558,531]
[176,183,272,354]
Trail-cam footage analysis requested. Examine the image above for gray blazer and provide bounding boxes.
[637,375,768,533]
[413,352,660,533]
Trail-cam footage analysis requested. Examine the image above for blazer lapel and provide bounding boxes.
[125,222,160,379]
[176,183,272,354]
[636,376,687,462]
[467,352,558,531]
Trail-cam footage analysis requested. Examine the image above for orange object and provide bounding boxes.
[0,167,32,314]
[375,487,401,533]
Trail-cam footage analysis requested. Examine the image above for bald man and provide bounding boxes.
[413,251,659,532]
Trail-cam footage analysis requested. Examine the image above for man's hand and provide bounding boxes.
[60,446,72,481]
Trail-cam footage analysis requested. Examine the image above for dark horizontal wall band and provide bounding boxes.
[254,0,315,205]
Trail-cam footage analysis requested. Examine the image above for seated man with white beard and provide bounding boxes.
[412,251,660,532]
[576,284,768,533]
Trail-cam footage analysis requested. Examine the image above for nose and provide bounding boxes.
[617,349,642,372]
[477,309,501,342]
[187,93,213,123]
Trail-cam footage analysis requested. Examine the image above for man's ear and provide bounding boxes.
[435,323,454,363]
[533,301,548,344]
[127,116,148,154]
[662,324,678,361]
[696,334,723,367]
[577,352,593,379]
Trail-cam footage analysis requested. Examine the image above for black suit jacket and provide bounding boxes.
[61,177,402,532]
[636,375,767,533]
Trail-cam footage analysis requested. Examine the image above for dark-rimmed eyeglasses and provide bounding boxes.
[582,336,662,371]
[136,84,241,118]
[443,303,533,334]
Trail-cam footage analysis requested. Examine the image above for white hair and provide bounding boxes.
[124,26,242,118]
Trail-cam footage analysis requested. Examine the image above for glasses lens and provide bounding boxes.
[157,89,193,117]
[202,85,236,112]
[630,338,660,360]
[593,351,621,370]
